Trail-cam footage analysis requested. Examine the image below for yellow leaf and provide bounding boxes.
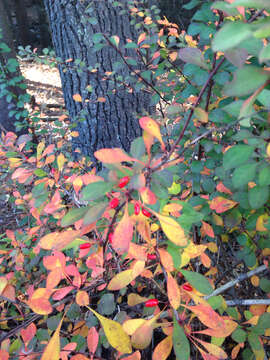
[0,277,8,295]
[73,94,82,102]
[37,141,45,159]
[76,290,89,306]
[155,213,188,246]
[256,214,269,231]
[139,117,165,150]
[266,143,270,157]
[108,261,145,291]
[152,335,173,360]
[167,272,181,310]
[123,319,146,335]
[87,307,132,354]
[57,153,66,171]
[41,316,64,360]
[97,97,106,102]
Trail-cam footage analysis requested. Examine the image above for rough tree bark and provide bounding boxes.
[43,0,153,161]
[0,0,27,134]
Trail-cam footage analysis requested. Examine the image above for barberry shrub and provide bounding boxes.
[1,1,270,359]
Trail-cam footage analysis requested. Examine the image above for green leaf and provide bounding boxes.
[212,22,252,52]
[61,207,89,227]
[34,169,48,177]
[224,66,269,97]
[254,24,270,39]
[259,43,270,63]
[211,1,239,16]
[97,294,116,315]
[173,316,190,360]
[233,0,270,9]
[248,186,269,209]
[223,145,254,171]
[178,48,209,70]
[83,201,108,225]
[259,167,270,186]
[180,270,213,295]
[130,137,145,159]
[259,277,270,293]
[253,313,270,335]
[232,163,257,188]
[81,181,114,201]
[232,328,247,343]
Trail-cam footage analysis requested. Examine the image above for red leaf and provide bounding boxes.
[87,327,99,357]
[210,197,237,214]
[201,221,215,238]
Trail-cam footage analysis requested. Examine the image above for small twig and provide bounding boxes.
[226,299,270,306]
[205,264,268,300]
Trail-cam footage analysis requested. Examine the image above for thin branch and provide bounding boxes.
[205,264,268,300]
[226,299,270,306]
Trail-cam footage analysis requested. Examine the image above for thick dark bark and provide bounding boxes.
[43,0,153,161]
[0,0,27,134]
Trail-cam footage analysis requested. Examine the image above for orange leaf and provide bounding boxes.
[159,249,174,272]
[111,204,133,254]
[184,304,225,331]
[39,230,80,251]
[195,318,237,338]
[20,323,36,346]
[97,97,106,102]
[41,316,64,360]
[139,187,157,205]
[201,221,214,238]
[167,272,181,309]
[76,290,89,306]
[28,288,53,315]
[152,335,173,360]
[94,148,135,163]
[0,350,9,360]
[73,94,82,102]
[210,197,237,214]
[194,337,227,359]
[138,32,146,44]
[139,117,165,150]
[216,182,233,195]
[87,327,99,357]
[121,351,141,360]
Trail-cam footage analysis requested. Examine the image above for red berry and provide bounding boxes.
[182,283,193,292]
[134,202,140,215]
[79,243,91,250]
[64,175,69,179]
[142,208,151,218]
[145,299,158,307]
[32,237,38,242]
[109,198,119,209]
[108,233,113,243]
[147,254,156,260]
[118,176,130,189]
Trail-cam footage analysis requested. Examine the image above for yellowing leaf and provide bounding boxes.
[108,261,145,290]
[28,288,53,315]
[194,107,208,124]
[210,197,237,214]
[41,316,64,360]
[76,290,89,306]
[131,311,161,349]
[73,94,82,102]
[39,230,80,251]
[138,32,146,45]
[87,307,132,354]
[139,187,157,205]
[37,141,45,159]
[256,214,269,231]
[267,143,270,157]
[155,213,188,246]
[97,97,106,102]
[111,204,133,254]
[0,277,7,295]
[94,148,135,163]
[201,221,214,238]
[195,337,227,359]
[123,319,146,335]
[163,203,183,213]
[184,304,225,331]
[152,335,173,360]
[159,248,174,272]
[57,153,66,171]
[128,293,148,306]
[143,130,154,158]
[139,117,165,150]
[167,272,181,310]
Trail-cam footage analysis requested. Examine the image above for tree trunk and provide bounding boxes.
[43,0,153,162]
[0,0,28,134]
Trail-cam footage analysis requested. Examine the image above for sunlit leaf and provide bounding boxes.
[155,213,188,246]
[28,288,53,315]
[41,316,64,360]
[111,204,134,254]
[153,335,173,360]
[87,307,132,354]
[210,197,238,214]
[108,261,145,290]
[123,319,146,335]
[139,117,165,150]
[94,148,135,163]
[167,272,181,309]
